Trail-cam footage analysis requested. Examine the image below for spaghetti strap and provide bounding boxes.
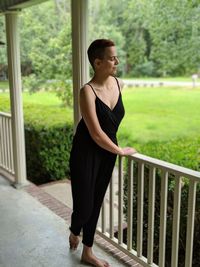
[87,83,98,97]
[114,77,121,92]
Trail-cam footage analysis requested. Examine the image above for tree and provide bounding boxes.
[0,16,7,80]
[149,0,200,76]
[89,0,126,76]
[20,0,73,106]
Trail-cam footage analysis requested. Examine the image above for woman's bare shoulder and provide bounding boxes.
[80,83,95,101]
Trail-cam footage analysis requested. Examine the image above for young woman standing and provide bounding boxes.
[69,39,136,267]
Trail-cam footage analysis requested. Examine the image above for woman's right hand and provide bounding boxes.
[119,147,137,156]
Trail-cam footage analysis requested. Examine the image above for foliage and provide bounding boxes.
[0,16,7,79]
[20,1,72,79]
[132,137,200,172]
[22,74,45,93]
[120,0,200,77]
[24,101,73,184]
[25,122,73,184]
[0,93,10,111]
[1,0,200,89]
[19,0,72,107]
[148,0,200,76]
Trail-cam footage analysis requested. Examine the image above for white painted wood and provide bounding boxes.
[5,117,10,169]
[0,113,14,175]
[109,174,114,238]
[118,156,123,245]
[96,230,159,267]
[8,117,14,172]
[147,166,156,264]
[137,162,144,257]
[129,153,200,181]
[2,116,6,167]
[171,176,182,267]
[159,171,168,267]
[101,199,106,234]
[0,116,2,167]
[127,158,133,250]
[185,180,197,267]
[5,12,27,185]
[71,0,89,130]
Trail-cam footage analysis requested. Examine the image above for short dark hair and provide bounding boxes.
[87,39,115,69]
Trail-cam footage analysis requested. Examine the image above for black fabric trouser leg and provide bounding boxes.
[70,151,116,247]
[82,153,116,246]
[70,145,102,237]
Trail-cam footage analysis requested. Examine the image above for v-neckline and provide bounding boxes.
[96,93,120,112]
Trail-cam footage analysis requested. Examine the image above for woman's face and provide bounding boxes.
[96,46,119,75]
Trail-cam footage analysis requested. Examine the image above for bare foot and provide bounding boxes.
[81,245,110,267]
[69,232,80,250]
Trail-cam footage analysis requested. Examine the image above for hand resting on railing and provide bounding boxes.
[118,147,137,156]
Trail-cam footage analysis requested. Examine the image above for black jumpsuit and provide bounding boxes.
[69,77,125,247]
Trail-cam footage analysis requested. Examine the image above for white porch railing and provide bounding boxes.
[0,112,15,178]
[97,154,200,267]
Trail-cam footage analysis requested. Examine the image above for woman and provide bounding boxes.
[69,39,136,267]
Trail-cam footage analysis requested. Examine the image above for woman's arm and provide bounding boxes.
[80,85,136,156]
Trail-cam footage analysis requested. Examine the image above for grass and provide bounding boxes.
[0,91,73,126]
[22,91,61,106]
[118,86,200,145]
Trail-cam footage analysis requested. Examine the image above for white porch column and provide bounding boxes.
[5,12,27,186]
[71,0,89,129]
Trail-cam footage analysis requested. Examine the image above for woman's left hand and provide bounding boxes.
[119,147,137,156]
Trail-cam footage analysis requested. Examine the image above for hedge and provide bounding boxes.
[25,123,73,184]
[124,137,200,172]
[23,102,73,184]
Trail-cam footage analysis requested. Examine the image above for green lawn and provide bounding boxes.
[119,86,200,145]
[0,91,73,126]
[22,91,61,106]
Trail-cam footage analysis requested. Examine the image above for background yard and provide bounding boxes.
[119,86,200,144]
[1,83,200,171]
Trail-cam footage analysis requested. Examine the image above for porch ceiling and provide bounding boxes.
[0,0,47,12]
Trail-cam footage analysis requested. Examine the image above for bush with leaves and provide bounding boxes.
[25,122,73,184]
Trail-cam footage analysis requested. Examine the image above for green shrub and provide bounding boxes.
[124,137,200,172]
[25,123,73,184]
[23,103,73,184]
